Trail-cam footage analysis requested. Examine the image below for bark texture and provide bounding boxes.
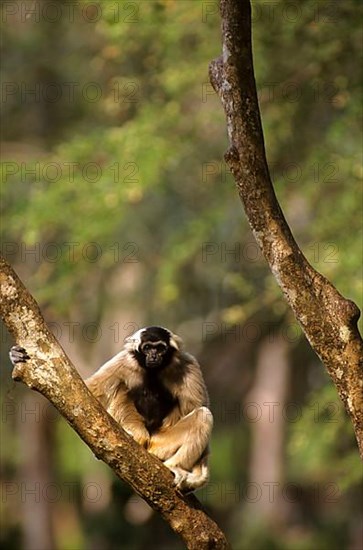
[209,0,362,456]
[0,256,229,550]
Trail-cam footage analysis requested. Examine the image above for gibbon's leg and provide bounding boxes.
[148,407,212,491]
[148,406,213,484]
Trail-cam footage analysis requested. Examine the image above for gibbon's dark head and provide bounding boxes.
[125,326,181,370]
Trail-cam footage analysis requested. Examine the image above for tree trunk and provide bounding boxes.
[209,0,363,457]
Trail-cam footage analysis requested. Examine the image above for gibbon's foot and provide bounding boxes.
[170,467,190,492]
[168,465,209,493]
[9,346,30,365]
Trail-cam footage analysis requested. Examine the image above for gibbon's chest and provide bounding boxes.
[128,373,178,434]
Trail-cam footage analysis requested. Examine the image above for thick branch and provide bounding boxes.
[210,0,363,455]
[0,256,229,549]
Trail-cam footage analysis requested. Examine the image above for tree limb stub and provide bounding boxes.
[209,0,363,456]
[0,256,230,550]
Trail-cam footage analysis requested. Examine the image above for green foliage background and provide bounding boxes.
[1,1,362,549]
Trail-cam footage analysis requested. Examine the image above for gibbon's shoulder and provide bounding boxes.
[177,350,204,373]
[95,348,144,387]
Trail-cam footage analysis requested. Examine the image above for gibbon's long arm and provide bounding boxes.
[86,350,151,447]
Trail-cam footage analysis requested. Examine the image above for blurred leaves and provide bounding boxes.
[1,0,362,548]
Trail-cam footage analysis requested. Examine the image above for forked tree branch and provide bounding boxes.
[0,256,229,550]
[209,0,363,456]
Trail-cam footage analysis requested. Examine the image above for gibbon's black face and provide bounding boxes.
[135,326,175,370]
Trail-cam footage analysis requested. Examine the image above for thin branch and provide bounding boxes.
[0,256,230,550]
[209,0,363,455]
